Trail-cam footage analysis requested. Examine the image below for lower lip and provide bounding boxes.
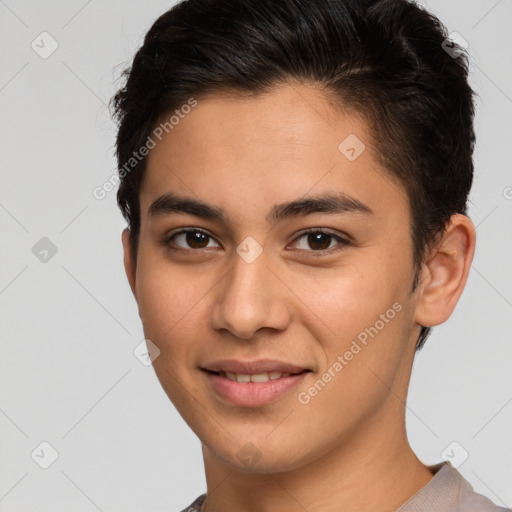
[203,370,310,407]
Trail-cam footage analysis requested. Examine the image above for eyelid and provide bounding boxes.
[287,227,350,253]
[164,227,222,251]
[163,226,350,254]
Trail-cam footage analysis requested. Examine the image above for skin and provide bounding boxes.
[122,82,476,512]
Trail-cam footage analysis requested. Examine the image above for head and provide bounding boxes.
[112,0,476,473]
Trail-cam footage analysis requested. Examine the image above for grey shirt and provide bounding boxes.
[179,462,510,512]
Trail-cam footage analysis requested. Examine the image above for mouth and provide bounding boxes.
[201,365,313,407]
[202,368,310,383]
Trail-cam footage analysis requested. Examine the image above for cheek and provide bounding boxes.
[134,259,210,408]
[294,270,411,432]
[307,255,404,336]
[302,248,413,382]
[135,247,209,328]
[136,268,178,337]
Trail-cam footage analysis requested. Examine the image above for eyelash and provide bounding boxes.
[162,227,350,256]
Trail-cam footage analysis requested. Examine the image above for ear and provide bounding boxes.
[414,213,476,328]
[121,228,138,301]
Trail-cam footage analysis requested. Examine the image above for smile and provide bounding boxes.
[202,368,311,407]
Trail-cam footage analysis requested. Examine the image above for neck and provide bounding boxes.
[200,409,434,512]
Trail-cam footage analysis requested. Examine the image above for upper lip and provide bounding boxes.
[202,359,310,375]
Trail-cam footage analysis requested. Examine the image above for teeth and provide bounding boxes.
[224,371,292,382]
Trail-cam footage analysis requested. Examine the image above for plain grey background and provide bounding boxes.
[0,1,511,511]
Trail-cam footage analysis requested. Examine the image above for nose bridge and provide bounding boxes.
[210,243,290,338]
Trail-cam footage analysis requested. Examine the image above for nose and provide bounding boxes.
[210,246,291,339]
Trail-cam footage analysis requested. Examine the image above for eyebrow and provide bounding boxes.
[148,191,374,223]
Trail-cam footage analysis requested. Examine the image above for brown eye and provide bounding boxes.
[166,229,220,250]
[184,230,209,248]
[305,232,332,250]
[291,229,349,253]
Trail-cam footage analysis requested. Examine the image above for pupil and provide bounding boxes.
[187,231,208,248]
[308,233,330,250]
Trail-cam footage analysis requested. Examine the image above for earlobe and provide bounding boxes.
[121,228,138,301]
[414,214,476,328]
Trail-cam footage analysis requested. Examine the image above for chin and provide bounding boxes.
[205,436,315,474]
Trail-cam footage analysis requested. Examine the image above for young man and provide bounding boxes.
[111,0,510,510]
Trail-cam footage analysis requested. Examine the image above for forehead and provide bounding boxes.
[140,83,408,225]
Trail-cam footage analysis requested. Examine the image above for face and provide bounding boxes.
[124,83,425,473]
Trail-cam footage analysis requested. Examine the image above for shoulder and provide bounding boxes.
[397,462,510,512]
[458,470,510,512]
[178,493,207,512]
